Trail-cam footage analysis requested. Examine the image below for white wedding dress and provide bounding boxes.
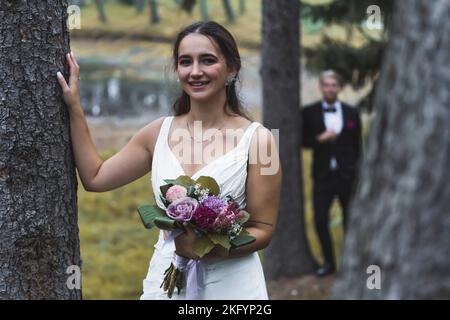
[140,116,269,300]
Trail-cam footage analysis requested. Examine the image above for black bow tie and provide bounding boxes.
[323,106,336,113]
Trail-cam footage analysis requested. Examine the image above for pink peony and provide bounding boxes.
[165,185,187,203]
[166,197,198,222]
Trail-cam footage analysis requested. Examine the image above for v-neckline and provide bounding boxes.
[166,116,254,179]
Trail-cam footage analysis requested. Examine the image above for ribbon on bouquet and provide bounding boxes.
[161,229,205,299]
[171,253,205,300]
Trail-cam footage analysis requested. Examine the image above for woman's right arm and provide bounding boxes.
[57,52,164,192]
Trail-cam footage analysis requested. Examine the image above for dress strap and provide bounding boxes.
[240,121,262,153]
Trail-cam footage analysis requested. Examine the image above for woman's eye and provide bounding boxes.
[203,58,216,65]
[179,60,190,66]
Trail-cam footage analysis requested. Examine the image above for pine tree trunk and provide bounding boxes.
[333,0,450,299]
[222,0,235,23]
[135,0,145,13]
[261,0,315,280]
[199,0,208,21]
[149,0,160,24]
[239,0,246,15]
[95,0,107,24]
[0,0,82,299]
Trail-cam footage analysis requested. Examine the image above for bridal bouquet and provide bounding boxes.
[137,175,255,298]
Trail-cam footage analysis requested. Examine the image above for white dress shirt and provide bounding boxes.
[322,100,343,170]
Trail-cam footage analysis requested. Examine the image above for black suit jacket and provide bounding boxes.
[302,101,362,181]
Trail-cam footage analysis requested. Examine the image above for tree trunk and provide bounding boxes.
[95,0,107,24]
[199,0,208,21]
[239,0,246,15]
[222,0,235,23]
[0,0,82,299]
[261,0,315,280]
[135,0,145,13]
[333,0,450,299]
[149,0,160,24]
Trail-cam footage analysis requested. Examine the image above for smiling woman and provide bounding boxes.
[56,20,281,300]
[171,21,246,119]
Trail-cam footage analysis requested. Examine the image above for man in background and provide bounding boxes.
[302,70,363,277]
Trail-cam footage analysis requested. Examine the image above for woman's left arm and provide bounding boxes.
[229,126,281,257]
[208,126,282,258]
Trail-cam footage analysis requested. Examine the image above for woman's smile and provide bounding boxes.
[188,80,211,90]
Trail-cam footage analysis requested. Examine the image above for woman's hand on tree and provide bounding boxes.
[57,52,81,111]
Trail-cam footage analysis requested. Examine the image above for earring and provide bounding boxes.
[225,75,236,86]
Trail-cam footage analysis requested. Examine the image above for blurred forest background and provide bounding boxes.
[66,0,384,299]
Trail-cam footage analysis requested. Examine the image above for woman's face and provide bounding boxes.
[177,33,233,103]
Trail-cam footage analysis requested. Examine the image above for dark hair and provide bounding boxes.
[171,21,250,120]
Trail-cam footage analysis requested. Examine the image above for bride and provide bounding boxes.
[57,21,281,300]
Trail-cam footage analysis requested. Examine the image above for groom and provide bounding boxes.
[302,70,362,277]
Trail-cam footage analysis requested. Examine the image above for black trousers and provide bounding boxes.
[313,170,356,268]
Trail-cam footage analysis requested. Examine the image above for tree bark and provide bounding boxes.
[135,0,145,13]
[95,0,107,24]
[333,0,450,299]
[0,0,82,299]
[261,0,315,280]
[149,0,160,24]
[222,0,235,23]
[239,0,246,15]
[199,0,208,21]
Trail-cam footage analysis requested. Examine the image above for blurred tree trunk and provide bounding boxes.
[0,0,81,299]
[95,0,107,23]
[181,0,196,14]
[239,0,246,15]
[222,0,235,22]
[261,0,315,280]
[333,0,450,299]
[149,0,160,24]
[199,0,208,21]
[135,0,145,13]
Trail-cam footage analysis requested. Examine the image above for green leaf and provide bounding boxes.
[163,179,178,185]
[153,215,177,230]
[175,175,196,187]
[159,195,170,208]
[195,176,220,196]
[230,234,256,248]
[192,236,215,258]
[137,205,166,229]
[208,233,231,251]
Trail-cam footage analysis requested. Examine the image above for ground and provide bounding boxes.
[268,274,336,300]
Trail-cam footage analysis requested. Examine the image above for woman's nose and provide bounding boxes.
[190,61,203,77]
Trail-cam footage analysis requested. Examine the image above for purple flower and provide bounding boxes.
[201,196,227,212]
[166,197,198,222]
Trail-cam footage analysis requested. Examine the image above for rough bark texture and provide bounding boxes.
[0,0,82,299]
[333,0,450,299]
[261,0,315,279]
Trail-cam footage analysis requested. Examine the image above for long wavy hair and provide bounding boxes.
[171,21,250,120]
